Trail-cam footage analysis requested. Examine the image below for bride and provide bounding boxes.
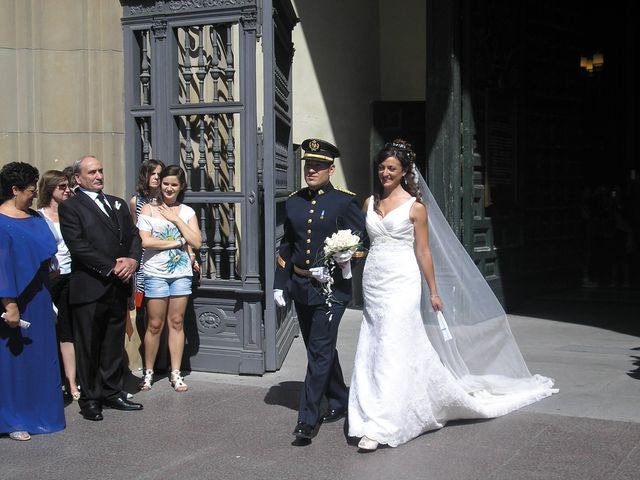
[348,140,557,451]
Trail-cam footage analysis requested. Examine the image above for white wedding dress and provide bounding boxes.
[348,196,556,448]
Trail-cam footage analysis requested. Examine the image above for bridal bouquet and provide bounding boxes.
[323,229,361,265]
[318,229,362,319]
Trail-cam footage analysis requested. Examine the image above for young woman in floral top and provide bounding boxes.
[137,165,201,392]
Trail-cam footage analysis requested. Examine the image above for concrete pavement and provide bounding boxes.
[2,295,639,480]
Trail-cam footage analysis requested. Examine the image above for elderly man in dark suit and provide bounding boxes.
[274,139,367,441]
[59,155,143,421]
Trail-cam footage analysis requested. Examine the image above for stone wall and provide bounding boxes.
[0,0,126,196]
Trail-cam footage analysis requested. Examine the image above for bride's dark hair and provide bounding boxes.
[373,139,422,215]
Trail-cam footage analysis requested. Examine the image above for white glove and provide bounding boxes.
[273,289,286,307]
[309,266,331,283]
[332,251,353,263]
[340,262,352,279]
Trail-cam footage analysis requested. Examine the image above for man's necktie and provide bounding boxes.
[97,193,119,229]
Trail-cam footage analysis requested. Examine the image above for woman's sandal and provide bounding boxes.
[139,369,154,391]
[170,370,188,392]
[9,431,31,441]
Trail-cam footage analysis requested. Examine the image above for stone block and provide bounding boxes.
[0,0,17,48]
[37,50,88,133]
[31,0,86,51]
[0,49,18,132]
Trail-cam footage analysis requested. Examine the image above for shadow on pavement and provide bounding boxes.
[510,286,640,337]
[628,348,640,381]
[264,381,303,410]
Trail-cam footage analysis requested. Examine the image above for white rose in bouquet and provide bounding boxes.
[323,229,361,263]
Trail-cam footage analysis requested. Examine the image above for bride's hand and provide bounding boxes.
[338,261,352,279]
[430,294,443,312]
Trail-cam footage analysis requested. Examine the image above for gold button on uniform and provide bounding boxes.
[306,239,311,243]
[309,209,314,213]
[306,249,311,254]
[311,200,317,205]
[307,229,311,234]
[307,219,312,224]
[305,260,310,265]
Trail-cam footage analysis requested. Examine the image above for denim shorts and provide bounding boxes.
[144,275,192,298]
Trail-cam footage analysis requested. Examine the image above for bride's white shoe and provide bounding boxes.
[358,436,379,451]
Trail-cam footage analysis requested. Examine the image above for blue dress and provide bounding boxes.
[0,212,65,435]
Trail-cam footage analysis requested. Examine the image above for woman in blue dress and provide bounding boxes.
[0,162,65,441]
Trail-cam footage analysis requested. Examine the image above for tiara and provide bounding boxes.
[390,140,411,150]
[388,140,416,160]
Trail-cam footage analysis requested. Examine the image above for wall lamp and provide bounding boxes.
[580,51,604,74]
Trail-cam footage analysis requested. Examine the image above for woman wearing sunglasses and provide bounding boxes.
[37,170,78,402]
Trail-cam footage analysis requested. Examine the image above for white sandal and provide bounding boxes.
[139,369,153,391]
[358,436,379,451]
[170,370,188,392]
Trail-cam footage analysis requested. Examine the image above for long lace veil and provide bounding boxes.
[417,170,555,395]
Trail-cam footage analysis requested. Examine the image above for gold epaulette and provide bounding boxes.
[289,188,305,197]
[276,255,286,268]
[334,186,356,196]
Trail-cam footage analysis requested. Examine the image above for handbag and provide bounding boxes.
[134,291,145,309]
[192,260,201,289]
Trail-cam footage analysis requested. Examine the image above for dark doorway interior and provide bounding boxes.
[372,101,427,173]
[465,1,640,307]
[373,2,639,310]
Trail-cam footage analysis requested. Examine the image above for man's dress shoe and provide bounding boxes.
[292,421,317,440]
[80,402,103,421]
[321,408,347,424]
[103,396,143,411]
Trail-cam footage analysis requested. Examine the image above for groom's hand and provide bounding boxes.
[309,266,330,283]
[273,289,286,307]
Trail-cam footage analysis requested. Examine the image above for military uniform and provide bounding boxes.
[274,139,366,435]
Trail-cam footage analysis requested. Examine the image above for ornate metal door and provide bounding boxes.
[121,0,296,374]
[261,0,299,371]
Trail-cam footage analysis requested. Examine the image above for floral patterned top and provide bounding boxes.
[137,204,195,279]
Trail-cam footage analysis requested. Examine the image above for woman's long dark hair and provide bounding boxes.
[135,159,165,198]
[160,165,187,203]
[372,139,422,215]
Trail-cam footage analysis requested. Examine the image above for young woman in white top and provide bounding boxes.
[129,159,165,307]
[37,170,78,400]
[137,165,202,392]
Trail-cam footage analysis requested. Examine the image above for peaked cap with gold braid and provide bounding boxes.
[300,138,340,164]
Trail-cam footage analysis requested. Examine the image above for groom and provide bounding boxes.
[274,138,366,440]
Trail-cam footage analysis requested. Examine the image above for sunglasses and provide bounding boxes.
[56,183,71,191]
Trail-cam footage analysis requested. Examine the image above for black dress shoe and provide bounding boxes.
[292,421,317,440]
[321,408,347,424]
[103,396,143,411]
[80,402,103,421]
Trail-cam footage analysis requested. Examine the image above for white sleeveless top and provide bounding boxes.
[38,208,71,275]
